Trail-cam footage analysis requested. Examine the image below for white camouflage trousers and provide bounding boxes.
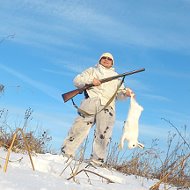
[62,97,115,162]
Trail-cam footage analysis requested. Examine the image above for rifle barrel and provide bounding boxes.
[62,68,145,102]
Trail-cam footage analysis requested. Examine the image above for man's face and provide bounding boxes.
[100,56,113,69]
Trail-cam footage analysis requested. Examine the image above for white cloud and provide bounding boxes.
[139,124,169,140]
[160,111,190,127]
[42,68,73,77]
[153,69,190,80]
[1,0,190,52]
[142,93,171,102]
[0,63,61,102]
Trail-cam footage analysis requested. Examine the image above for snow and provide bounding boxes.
[0,149,177,190]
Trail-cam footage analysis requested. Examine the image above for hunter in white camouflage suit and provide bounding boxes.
[61,52,134,166]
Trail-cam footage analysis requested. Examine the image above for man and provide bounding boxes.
[61,52,134,166]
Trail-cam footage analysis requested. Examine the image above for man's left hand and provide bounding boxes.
[126,88,135,97]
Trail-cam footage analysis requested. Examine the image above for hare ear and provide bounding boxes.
[118,143,123,150]
[138,142,145,149]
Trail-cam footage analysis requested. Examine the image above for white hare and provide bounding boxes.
[119,95,144,150]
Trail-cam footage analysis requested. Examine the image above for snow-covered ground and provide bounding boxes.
[0,149,177,190]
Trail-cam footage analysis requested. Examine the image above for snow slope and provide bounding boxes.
[0,149,177,190]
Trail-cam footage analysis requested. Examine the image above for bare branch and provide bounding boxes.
[67,168,115,183]
[161,118,190,150]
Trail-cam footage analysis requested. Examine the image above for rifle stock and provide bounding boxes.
[62,68,145,103]
[62,89,81,103]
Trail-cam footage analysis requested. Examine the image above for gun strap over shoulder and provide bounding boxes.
[71,76,125,116]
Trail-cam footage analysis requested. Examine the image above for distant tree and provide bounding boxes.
[0,33,15,44]
[0,33,16,95]
[0,84,5,94]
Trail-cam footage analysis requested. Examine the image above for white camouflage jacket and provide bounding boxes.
[73,64,128,110]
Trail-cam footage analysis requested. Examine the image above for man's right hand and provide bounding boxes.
[93,78,101,86]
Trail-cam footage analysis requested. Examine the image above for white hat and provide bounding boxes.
[99,52,114,65]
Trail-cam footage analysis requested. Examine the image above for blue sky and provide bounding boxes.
[0,0,190,154]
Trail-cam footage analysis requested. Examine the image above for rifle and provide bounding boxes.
[62,68,145,103]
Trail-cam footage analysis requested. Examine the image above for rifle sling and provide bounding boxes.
[71,76,125,117]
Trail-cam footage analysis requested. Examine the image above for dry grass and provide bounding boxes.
[1,107,189,188]
[0,108,52,154]
[105,120,190,189]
